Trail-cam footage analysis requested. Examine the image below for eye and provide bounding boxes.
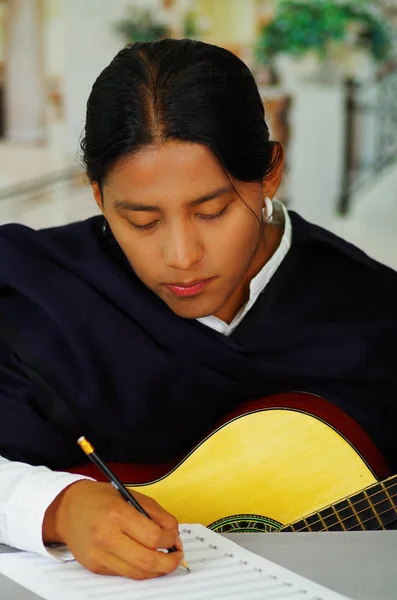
[127,220,159,231]
[197,205,228,221]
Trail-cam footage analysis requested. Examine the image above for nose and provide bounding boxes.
[163,222,203,271]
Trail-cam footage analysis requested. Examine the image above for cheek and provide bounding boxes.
[210,212,260,265]
[110,209,260,284]
[127,247,159,283]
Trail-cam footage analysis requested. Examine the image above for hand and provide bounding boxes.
[43,480,184,580]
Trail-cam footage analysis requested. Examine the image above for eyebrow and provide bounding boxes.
[113,185,233,212]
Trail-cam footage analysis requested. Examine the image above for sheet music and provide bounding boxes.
[0,524,350,600]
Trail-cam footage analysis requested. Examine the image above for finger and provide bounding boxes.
[129,490,179,531]
[88,550,165,581]
[175,534,184,552]
[105,531,184,575]
[117,505,179,551]
[101,495,179,550]
[133,494,187,552]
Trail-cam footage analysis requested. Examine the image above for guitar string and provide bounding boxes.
[344,505,396,532]
[291,480,397,532]
[331,502,397,532]
[294,503,397,533]
[291,479,397,532]
[290,479,397,533]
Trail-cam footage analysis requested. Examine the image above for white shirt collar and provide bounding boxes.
[196,201,292,336]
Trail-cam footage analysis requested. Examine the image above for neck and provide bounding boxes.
[213,222,284,324]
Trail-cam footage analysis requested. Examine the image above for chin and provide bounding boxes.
[165,297,220,320]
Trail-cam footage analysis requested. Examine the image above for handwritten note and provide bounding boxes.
[0,524,351,600]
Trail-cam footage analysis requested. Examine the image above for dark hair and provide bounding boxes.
[80,38,282,188]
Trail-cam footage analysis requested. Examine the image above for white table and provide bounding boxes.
[1,532,396,599]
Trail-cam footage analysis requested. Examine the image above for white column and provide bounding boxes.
[5,0,46,143]
[287,84,346,228]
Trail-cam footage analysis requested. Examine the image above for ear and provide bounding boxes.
[92,182,104,213]
[261,143,285,199]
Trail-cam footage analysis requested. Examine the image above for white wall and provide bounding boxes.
[62,0,159,156]
[43,0,65,78]
[44,0,166,156]
[286,84,346,228]
[5,0,46,142]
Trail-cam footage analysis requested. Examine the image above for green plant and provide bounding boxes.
[255,0,393,64]
[183,11,199,39]
[115,7,169,43]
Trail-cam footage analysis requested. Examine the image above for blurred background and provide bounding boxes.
[0,0,396,268]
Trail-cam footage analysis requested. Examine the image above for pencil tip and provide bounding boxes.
[181,561,190,572]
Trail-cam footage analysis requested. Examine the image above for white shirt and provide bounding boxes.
[0,202,291,559]
[197,201,291,335]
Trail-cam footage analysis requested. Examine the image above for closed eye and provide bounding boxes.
[127,220,159,231]
[127,203,230,230]
[197,205,229,221]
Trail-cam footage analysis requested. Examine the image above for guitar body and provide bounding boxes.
[69,393,394,532]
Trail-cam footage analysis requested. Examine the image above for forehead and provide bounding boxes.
[105,141,228,198]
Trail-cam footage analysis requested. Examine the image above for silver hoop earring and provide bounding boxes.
[262,197,273,223]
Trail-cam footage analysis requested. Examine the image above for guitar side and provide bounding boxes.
[68,393,391,531]
[125,394,390,530]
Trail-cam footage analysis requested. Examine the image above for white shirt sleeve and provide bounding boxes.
[0,455,94,561]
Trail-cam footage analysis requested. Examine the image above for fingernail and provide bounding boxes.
[176,535,184,552]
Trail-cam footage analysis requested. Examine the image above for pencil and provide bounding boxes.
[77,436,190,573]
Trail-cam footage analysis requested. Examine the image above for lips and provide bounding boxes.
[164,277,215,298]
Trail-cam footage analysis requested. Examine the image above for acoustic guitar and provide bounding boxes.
[69,392,397,533]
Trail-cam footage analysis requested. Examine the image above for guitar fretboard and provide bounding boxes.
[282,475,397,532]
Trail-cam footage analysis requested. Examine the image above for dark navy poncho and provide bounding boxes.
[0,212,396,472]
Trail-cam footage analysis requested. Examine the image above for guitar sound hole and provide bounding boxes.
[208,514,283,533]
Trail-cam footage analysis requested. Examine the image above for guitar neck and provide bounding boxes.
[282,474,397,532]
